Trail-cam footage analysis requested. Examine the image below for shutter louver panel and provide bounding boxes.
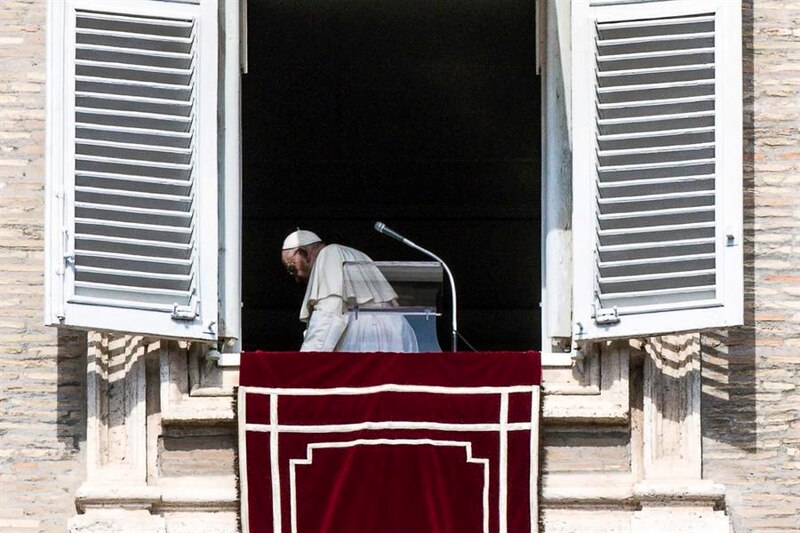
[593,14,718,314]
[72,10,198,311]
[571,0,743,340]
[46,0,219,341]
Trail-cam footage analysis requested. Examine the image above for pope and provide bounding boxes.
[281,229,419,352]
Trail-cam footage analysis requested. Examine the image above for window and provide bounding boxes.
[570,0,743,341]
[45,0,744,349]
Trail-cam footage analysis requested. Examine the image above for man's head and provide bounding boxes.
[281,229,324,284]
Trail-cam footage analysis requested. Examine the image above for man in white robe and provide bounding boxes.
[281,229,419,352]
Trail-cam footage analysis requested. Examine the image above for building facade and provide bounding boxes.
[1,0,798,531]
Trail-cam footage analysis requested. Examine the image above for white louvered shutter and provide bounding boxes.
[571,0,743,341]
[46,0,220,341]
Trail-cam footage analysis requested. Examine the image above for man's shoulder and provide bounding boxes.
[321,244,369,260]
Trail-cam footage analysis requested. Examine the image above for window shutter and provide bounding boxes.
[46,0,219,341]
[571,0,743,340]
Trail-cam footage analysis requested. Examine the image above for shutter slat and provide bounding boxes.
[598,174,715,188]
[597,237,715,253]
[596,63,714,78]
[598,31,714,46]
[77,249,193,266]
[76,217,193,234]
[597,205,714,221]
[597,157,715,172]
[77,11,194,28]
[598,252,716,269]
[75,265,193,282]
[76,106,193,123]
[75,185,194,203]
[597,190,713,205]
[599,285,716,301]
[597,142,715,157]
[598,221,714,237]
[75,171,190,187]
[76,123,192,139]
[75,59,193,76]
[598,127,714,142]
[598,47,714,62]
[76,139,193,156]
[612,299,721,316]
[76,44,193,60]
[598,15,715,31]
[76,75,190,90]
[75,233,194,251]
[74,281,191,298]
[76,154,193,171]
[598,79,714,95]
[597,110,714,126]
[68,295,176,312]
[75,91,193,107]
[597,95,714,110]
[599,268,715,284]
[76,28,193,44]
[75,201,193,219]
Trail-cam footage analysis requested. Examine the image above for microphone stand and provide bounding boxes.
[375,223,458,351]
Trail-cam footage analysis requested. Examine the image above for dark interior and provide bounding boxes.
[242,0,541,351]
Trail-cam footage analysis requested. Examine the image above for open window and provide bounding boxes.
[44,0,745,352]
[239,0,542,352]
[570,0,743,341]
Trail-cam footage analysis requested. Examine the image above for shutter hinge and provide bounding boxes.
[172,300,199,321]
[593,304,621,325]
[59,229,74,274]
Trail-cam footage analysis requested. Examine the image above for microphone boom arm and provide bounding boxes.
[375,222,458,351]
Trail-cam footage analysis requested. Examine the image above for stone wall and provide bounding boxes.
[701,1,800,531]
[0,1,88,531]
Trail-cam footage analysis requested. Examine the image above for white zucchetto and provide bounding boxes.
[282,229,322,250]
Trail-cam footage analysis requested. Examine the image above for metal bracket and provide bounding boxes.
[593,305,621,325]
[172,300,199,321]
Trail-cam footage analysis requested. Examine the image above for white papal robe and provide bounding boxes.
[299,244,419,352]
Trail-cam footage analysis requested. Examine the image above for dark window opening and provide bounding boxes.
[242,0,541,351]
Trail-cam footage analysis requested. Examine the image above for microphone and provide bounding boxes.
[373,222,410,245]
[374,222,458,352]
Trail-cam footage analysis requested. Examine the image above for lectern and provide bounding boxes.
[343,260,444,351]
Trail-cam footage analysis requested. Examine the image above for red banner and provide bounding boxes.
[239,351,541,533]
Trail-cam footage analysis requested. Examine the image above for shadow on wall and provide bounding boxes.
[699,0,756,453]
[57,329,87,452]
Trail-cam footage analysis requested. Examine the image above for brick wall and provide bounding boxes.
[701,0,800,531]
[0,1,87,531]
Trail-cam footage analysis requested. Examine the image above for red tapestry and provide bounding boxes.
[239,351,541,533]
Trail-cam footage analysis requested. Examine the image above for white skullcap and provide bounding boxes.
[282,229,322,250]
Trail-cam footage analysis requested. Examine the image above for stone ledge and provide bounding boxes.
[542,473,637,507]
[161,407,236,425]
[75,484,161,512]
[158,476,238,512]
[542,399,630,423]
[633,480,726,505]
[74,477,238,515]
[542,474,727,510]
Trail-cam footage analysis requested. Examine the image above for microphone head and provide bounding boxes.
[374,221,386,233]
